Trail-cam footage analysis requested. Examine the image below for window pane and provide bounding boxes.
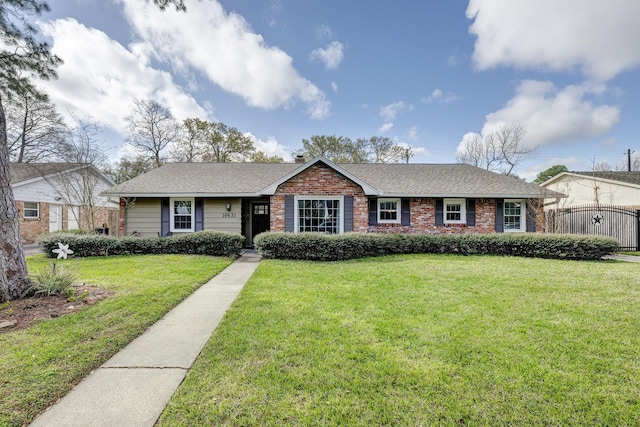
[24,202,38,218]
[174,200,192,215]
[444,201,463,223]
[297,199,340,234]
[504,202,522,230]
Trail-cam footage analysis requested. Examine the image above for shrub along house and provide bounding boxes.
[104,156,558,247]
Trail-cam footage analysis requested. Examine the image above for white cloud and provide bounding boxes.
[379,101,413,122]
[407,126,418,140]
[331,82,338,93]
[37,18,208,132]
[421,88,461,104]
[314,24,334,41]
[245,133,291,161]
[467,0,640,81]
[480,80,621,148]
[310,41,345,70]
[378,122,394,133]
[120,0,330,119]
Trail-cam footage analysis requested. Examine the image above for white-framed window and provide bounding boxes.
[504,199,526,232]
[444,198,466,224]
[378,198,401,224]
[23,202,39,219]
[170,198,194,232]
[295,196,343,234]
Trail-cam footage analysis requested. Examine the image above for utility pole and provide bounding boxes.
[627,148,634,172]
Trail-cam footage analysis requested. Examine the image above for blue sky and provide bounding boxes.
[35,0,640,180]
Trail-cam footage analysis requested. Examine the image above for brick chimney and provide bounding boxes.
[295,155,306,164]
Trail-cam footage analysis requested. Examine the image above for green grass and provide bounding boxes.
[159,255,640,426]
[0,254,233,427]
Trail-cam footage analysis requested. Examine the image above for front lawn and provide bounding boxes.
[0,254,233,427]
[160,255,640,426]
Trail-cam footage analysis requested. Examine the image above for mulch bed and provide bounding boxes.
[0,286,113,332]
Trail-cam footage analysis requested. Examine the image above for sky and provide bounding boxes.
[30,0,640,180]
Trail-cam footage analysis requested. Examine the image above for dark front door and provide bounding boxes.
[251,202,270,242]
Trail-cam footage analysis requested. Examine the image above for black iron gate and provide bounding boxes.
[545,204,640,250]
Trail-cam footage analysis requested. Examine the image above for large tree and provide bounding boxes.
[173,118,256,163]
[457,124,534,176]
[125,99,181,168]
[6,92,67,162]
[299,135,410,163]
[0,0,62,302]
[533,164,568,184]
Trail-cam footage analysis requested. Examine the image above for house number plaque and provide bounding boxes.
[222,213,237,218]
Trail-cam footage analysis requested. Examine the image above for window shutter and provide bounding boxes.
[526,200,536,232]
[435,198,444,226]
[369,198,378,226]
[161,198,170,236]
[401,198,411,226]
[466,198,476,226]
[344,196,354,232]
[195,198,204,231]
[495,199,504,232]
[284,195,294,232]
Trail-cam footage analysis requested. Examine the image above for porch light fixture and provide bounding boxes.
[226,203,232,211]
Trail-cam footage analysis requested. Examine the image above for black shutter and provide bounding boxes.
[161,198,170,236]
[435,198,444,226]
[495,199,504,232]
[526,200,536,232]
[344,196,354,232]
[195,198,204,231]
[369,198,378,226]
[466,199,476,226]
[284,195,294,232]
[401,198,411,226]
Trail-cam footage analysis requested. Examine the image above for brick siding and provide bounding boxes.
[16,200,117,244]
[269,163,544,234]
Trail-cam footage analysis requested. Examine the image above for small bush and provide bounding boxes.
[254,232,619,261]
[24,262,77,297]
[37,230,244,258]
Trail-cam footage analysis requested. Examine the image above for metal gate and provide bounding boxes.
[545,205,640,250]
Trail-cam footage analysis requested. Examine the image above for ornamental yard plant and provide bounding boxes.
[159,255,640,426]
[0,254,233,427]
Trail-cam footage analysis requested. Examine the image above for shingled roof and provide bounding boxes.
[568,171,640,187]
[9,163,88,183]
[105,157,556,198]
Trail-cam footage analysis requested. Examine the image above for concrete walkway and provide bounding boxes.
[30,251,261,427]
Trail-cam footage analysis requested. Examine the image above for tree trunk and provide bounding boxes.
[0,96,29,302]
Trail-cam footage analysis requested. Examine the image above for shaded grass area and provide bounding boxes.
[0,254,233,427]
[160,255,640,426]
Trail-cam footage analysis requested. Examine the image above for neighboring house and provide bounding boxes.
[541,171,640,209]
[106,156,556,247]
[10,163,119,243]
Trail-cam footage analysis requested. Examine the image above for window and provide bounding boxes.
[170,198,194,232]
[504,199,526,232]
[296,197,342,234]
[23,202,39,218]
[378,198,401,224]
[444,198,466,224]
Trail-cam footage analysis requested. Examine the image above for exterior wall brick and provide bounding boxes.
[16,200,118,243]
[17,200,50,244]
[369,198,497,234]
[268,163,547,235]
[271,163,368,232]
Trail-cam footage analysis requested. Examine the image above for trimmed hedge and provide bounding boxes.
[254,232,619,261]
[37,230,244,258]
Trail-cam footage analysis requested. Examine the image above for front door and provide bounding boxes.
[49,204,62,232]
[251,202,270,244]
